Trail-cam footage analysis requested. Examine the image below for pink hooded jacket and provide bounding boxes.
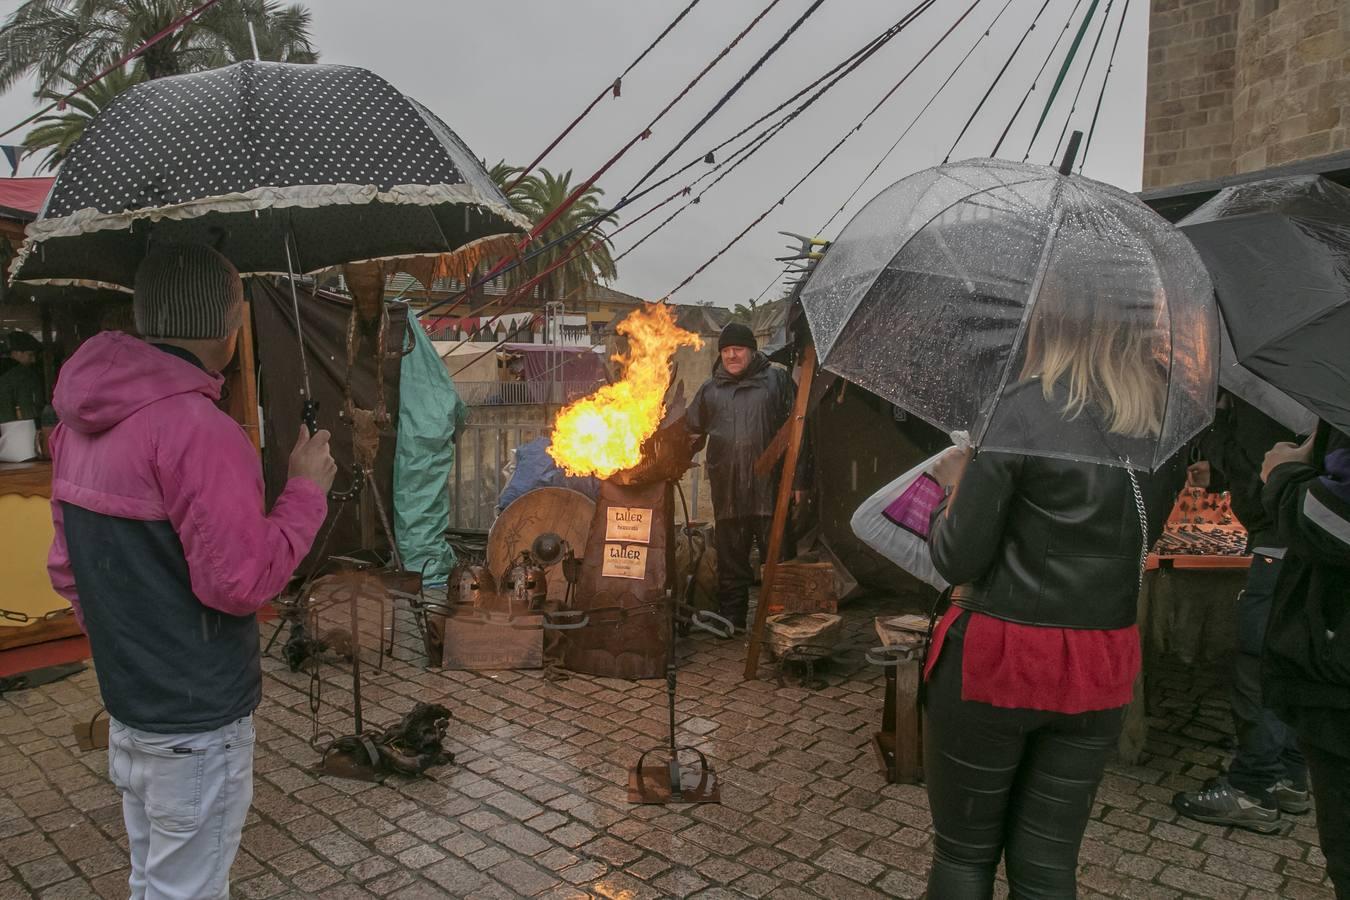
[47,332,327,626]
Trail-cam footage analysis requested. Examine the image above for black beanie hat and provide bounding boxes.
[718,322,756,352]
[5,330,42,354]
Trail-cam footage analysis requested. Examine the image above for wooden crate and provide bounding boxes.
[769,561,838,614]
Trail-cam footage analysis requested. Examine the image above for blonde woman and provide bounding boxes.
[921,274,1185,898]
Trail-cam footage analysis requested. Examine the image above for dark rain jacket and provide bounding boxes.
[1195,396,1295,552]
[1262,425,1350,756]
[0,363,42,424]
[930,384,1184,630]
[687,353,794,522]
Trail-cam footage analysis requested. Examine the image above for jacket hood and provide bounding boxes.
[714,350,772,383]
[53,332,223,435]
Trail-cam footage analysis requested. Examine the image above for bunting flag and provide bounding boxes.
[1,145,22,176]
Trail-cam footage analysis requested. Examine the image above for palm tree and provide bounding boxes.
[0,0,318,96]
[489,163,619,300]
[22,66,144,172]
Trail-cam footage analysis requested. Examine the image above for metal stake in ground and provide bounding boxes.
[627,589,721,804]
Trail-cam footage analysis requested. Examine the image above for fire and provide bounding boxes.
[549,303,702,479]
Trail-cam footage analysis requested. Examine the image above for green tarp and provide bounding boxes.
[394,311,467,584]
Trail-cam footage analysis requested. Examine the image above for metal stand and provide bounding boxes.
[627,590,724,804]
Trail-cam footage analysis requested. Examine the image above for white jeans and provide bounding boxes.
[107,716,255,900]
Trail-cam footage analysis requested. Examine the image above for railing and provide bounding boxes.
[455,380,604,406]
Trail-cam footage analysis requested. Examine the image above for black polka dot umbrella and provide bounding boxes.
[8,61,529,290]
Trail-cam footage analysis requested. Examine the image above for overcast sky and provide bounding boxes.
[0,0,1149,307]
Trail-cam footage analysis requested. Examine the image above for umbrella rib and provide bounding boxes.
[973,177,1068,448]
[819,173,1046,362]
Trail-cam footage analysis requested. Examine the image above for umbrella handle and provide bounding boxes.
[302,399,320,435]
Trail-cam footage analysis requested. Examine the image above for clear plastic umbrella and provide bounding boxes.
[801,157,1218,470]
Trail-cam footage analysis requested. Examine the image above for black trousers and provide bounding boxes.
[1301,727,1350,898]
[713,515,772,627]
[925,618,1124,899]
[1229,555,1306,794]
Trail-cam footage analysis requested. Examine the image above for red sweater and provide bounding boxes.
[924,607,1140,714]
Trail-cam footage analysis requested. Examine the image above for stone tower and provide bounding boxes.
[1143,0,1348,189]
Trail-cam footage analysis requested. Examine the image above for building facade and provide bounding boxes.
[1144,0,1347,189]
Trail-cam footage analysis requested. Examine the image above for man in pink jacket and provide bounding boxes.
[47,244,335,900]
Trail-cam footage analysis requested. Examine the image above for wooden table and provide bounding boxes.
[1119,552,1251,764]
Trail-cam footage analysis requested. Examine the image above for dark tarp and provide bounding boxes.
[250,279,407,572]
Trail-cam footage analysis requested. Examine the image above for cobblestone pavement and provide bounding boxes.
[0,594,1338,899]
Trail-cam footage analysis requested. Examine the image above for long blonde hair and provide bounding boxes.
[1019,268,1166,438]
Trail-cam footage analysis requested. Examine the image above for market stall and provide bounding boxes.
[1120,486,1250,763]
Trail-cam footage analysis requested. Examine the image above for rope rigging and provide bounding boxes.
[1023,0,1103,159]
[1047,0,1117,165]
[815,0,996,239]
[943,0,1056,163]
[1077,0,1133,173]
[991,0,1089,158]
[416,0,790,332]
[505,0,704,193]
[420,0,924,331]
[424,0,940,350]
[664,0,948,298]
[614,0,947,265]
[622,0,831,200]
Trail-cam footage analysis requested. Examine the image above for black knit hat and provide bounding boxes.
[134,244,244,340]
[5,330,42,354]
[718,322,756,352]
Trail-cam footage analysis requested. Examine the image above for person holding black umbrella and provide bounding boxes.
[46,244,336,900]
[1173,393,1310,832]
[1259,423,1350,896]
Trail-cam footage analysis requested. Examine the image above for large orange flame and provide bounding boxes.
[549,303,702,479]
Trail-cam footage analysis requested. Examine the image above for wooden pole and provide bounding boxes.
[743,342,815,680]
[224,300,262,453]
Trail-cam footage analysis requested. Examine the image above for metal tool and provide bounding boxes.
[627,589,722,805]
[283,232,361,503]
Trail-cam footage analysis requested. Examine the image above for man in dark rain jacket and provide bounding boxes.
[1260,424,1350,896]
[1174,394,1309,831]
[687,322,795,630]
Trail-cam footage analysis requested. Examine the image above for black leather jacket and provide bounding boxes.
[929,415,1184,631]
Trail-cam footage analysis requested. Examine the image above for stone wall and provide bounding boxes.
[1232,0,1349,171]
[1143,0,1348,189]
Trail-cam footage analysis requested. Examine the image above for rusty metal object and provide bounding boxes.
[770,561,838,614]
[317,702,454,783]
[562,479,673,679]
[610,412,695,487]
[502,555,548,613]
[454,564,496,611]
[487,487,595,607]
[73,708,110,752]
[627,590,720,805]
[439,563,543,670]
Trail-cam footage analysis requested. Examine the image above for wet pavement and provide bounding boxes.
[0,593,1338,899]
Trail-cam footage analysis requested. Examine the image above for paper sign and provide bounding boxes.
[605,506,653,544]
[601,543,647,580]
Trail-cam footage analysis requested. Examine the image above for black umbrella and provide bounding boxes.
[1179,174,1350,436]
[8,61,528,290]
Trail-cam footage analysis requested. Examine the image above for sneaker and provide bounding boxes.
[1273,779,1312,815]
[1173,778,1283,834]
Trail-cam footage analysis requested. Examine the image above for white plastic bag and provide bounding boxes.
[850,432,969,591]
[0,419,39,462]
